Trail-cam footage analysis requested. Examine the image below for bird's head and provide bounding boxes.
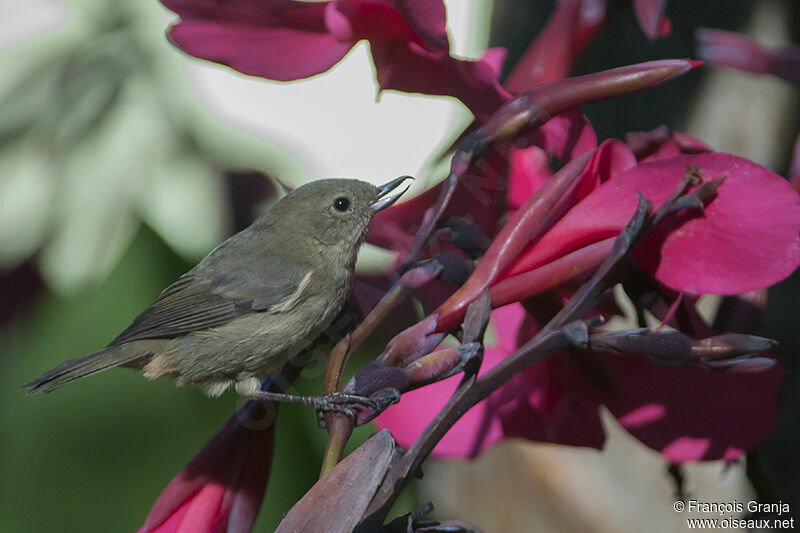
[267,176,412,252]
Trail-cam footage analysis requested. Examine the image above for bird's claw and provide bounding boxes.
[247,388,400,427]
[321,388,401,412]
[314,388,401,427]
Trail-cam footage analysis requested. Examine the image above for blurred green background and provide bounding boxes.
[2,0,799,531]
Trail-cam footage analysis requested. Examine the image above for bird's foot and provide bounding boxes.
[322,388,402,413]
[247,387,401,421]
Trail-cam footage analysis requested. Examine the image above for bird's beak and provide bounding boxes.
[371,175,414,213]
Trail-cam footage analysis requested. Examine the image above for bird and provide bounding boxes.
[24,176,411,398]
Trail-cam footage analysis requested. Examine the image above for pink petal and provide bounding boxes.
[544,393,605,447]
[141,404,275,533]
[177,484,228,533]
[434,152,595,332]
[137,483,228,533]
[507,146,552,210]
[392,0,449,50]
[491,238,615,307]
[481,47,509,79]
[375,304,528,457]
[504,0,607,92]
[604,353,783,462]
[573,138,637,198]
[161,0,328,24]
[634,155,800,294]
[162,0,357,80]
[329,1,509,116]
[375,374,506,457]
[500,352,607,449]
[377,303,782,463]
[632,0,669,40]
[370,40,511,121]
[370,0,449,51]
[326,0,445,48]
[511,153,800,294]
[489,345,781,462]
[168,23,353,81]
[377,305,607,456]
[504,0,584,92]
[524,108,598,162]
[506,139,637,276]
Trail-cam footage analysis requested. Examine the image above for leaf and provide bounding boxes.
[275,430,397,533]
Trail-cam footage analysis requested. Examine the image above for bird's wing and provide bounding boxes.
[108,260,310,346]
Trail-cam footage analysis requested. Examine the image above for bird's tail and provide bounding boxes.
[23,346,144,395]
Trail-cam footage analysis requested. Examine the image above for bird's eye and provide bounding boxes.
[333,197,351,212]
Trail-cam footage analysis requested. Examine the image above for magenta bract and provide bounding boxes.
[139,404,275,533]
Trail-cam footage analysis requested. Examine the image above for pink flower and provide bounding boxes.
[375,302,784,461]
[139,403,276,533]
[505,147,800,295]
[430,139,800,332]
[374,133,800,462]
[159,0,510,120]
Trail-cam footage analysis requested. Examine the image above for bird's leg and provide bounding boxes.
[324,388,402,412]
[248,390,354,418]
[247,387,401,417]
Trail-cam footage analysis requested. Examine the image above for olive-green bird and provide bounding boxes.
[24,176,411,397]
